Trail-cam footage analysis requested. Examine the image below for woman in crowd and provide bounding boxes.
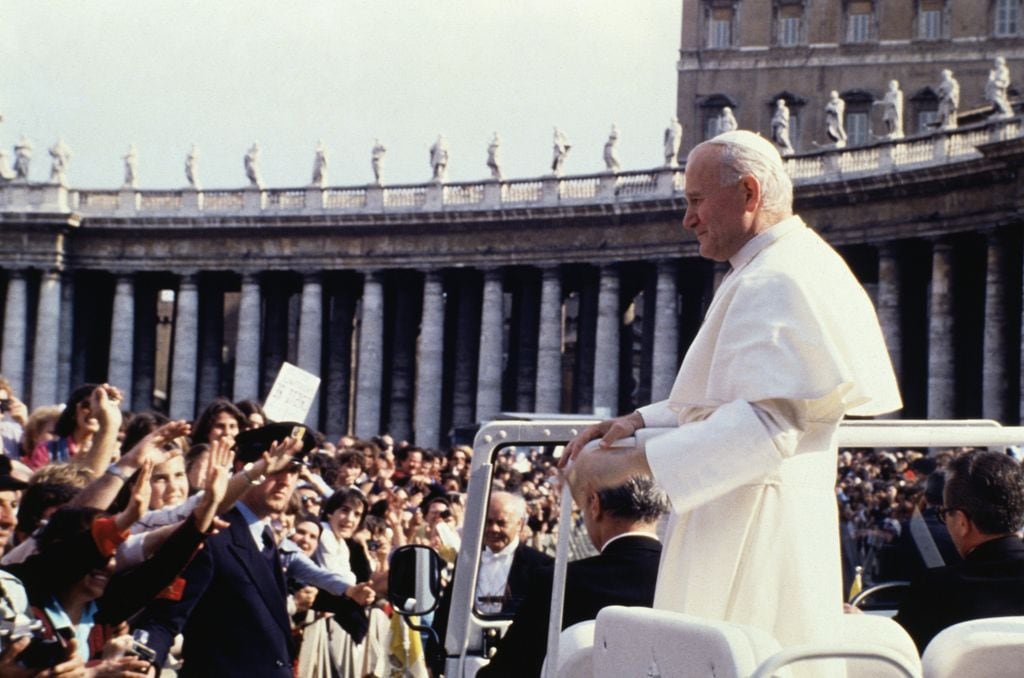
[233,399,266,431]
[17,405,61,463]
[24,385,111,470]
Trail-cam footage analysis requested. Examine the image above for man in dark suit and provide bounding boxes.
[429,490,551,674]
[135,423,374,676]
[895,450,1024,653]
[478,476,668,677]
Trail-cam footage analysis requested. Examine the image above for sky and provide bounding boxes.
[0,1,683,190]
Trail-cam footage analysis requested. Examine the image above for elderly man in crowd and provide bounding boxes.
[564,130,901,676]
[479,476,667,677]
[895,451,1024,652]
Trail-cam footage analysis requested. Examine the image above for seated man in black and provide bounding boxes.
[895,450,1024,653]
[478,476,668,677]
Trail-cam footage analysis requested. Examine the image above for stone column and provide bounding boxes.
[355,271,384,437]
[475,268,504,423]
[196,280,224,411]
[1,271,27,397]
[415,270,444,447]
[107,274,135,399]
[982,232,1007,421]
[56,273,74,401]
[927,241,954,419]
[592,264,620,417]
[233,273,262,402]
[651,260,680,402]
[876,244,902,388]
[297,273,323,427]
[170,274,200,420]
[534,266,563,413]
[30,271,62,408]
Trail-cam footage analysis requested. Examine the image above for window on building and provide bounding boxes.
[995,0,1021,36]
[845,1,874,43]
[910,87,940,134]
[700,94,739,140]
[846,113,870,145]
[918,110,940,132]
[918,0,945,39]
[707,6,734,48]
[775,2,804,46]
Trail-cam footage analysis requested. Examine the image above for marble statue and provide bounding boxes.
[13,135,32,181]
[664,116,683,167]
[48,138,71,185]
[825,90,847,148]
[123,144,138,188]
[311,140,328,188]
[937,69,960,130]
[244,141,263,189]
[718,107,738,135]
[430,134,449,183]
[878,80,904,139]
[0,150,13,181]
[603,124,621,173]
[185,144,200,189]
[487,132,502,180]
[771,99,795,155]
[371,139,386,186]
[986,56,1013,118]
[552,127,571,176]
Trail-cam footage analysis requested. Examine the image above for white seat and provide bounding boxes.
[542,620,595,678]
[593,606,781,678]
[590,606,921,678]
[921,616,1024,678]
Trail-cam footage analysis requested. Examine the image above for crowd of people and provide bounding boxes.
[1,371,1023,676]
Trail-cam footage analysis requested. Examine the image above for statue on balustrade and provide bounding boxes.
[123,144,138,188]
[371,139,386,185]
[824,91,847,148]
[664,116,683,167]
[877,80,904,139]
[718,107,738,135]
[430,134,449,183]
[937,69,960,130]
[244,141,263,189]
[13,135,32,181]
[552,127,571,176]
[986,56,1013,119]
[311,140,328,188]
[603,124,621,173]
[0,150,13,181]
[487,132,502,180]
[185,144,200,189]
[771,99,795,156]
[48,138,71,185]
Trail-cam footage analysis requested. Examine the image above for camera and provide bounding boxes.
[125,629,157,664]
[0,399,9,414]
[0,615,65,670]
[367,539,381,551]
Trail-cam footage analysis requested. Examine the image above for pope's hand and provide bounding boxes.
[560,411,644,468]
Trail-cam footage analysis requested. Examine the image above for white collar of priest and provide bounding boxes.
[729,214,805,273]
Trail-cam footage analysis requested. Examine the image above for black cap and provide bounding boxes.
[233,422,318,465]
[0,474,27,492]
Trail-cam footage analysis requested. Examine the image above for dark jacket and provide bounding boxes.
[895,535,1024,653]
[478,534,662,678]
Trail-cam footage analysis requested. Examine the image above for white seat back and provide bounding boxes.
[541,620,595,678]
[921,616,1024,678]
[592,606,781,678]
[841,614,922,678]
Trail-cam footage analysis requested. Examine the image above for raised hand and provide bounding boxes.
[120,421,191,472]
[195,439,234,533]
[116,460,154,531]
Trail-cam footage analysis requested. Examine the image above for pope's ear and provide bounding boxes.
[740,175,761,212]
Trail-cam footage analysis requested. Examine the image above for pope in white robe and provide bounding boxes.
[564,130,901,675]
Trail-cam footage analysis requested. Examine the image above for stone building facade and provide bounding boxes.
[2,119,1024,449]
[679,0,1024,152]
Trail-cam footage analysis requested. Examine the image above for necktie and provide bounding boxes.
[262,524,286,595]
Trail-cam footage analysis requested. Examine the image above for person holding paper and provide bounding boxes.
[563,130,901,677]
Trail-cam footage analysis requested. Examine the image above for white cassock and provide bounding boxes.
[637,215,901,673]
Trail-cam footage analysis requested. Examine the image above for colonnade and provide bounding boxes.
[1,229,1022,447]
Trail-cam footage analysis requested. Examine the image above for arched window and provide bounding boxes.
[699,94,739,140]
[909,87,940,134]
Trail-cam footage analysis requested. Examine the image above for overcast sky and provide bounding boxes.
[0,1,682,190]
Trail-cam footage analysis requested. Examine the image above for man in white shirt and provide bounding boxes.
[475,491,551,615]
[564,130,901,676]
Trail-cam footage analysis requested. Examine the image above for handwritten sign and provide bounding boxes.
[263,362,321,424]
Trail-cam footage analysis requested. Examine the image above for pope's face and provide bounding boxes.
[682,145,753,262]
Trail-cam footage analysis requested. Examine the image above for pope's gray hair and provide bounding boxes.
[699,131,794,218]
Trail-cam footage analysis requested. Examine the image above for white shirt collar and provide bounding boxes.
[729,214,805,273]
[600,531,660,553]
[482,537,519,562]
[237,501,269,549]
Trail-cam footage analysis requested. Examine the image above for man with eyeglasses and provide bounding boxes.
[895,450,1024,653]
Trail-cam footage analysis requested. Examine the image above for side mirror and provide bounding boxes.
[388,544,443,616]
